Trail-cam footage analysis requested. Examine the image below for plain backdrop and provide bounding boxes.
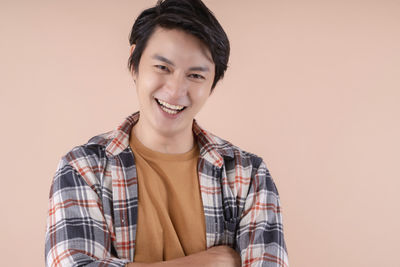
[1,0,399,266]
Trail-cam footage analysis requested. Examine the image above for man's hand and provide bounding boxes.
[201,245,241,267]
[126,245,241,267]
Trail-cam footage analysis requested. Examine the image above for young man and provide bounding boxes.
[45,0,289,266]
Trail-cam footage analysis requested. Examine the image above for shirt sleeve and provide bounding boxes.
[236,161,289,267]
[45,159,130,267]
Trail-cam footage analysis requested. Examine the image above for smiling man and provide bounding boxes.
[131,27,214,155]
[45,1,289,267]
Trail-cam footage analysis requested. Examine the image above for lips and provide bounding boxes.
[155,98,186,115]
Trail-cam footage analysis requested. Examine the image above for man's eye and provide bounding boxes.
[155,65,169,72]
[189,73,205,80]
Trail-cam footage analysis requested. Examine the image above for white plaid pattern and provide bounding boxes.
[45,112,289,266]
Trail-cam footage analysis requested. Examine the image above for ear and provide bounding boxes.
[129,44,136,75]
[129,44,136,56]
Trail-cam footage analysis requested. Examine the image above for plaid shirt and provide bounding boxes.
[45,112,289,267]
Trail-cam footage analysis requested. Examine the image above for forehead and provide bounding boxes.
[143,27,214,65]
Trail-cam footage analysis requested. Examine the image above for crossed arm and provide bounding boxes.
[126,246,240,267]
[45,160,288,267]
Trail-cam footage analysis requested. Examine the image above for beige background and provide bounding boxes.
[1,0,399,266]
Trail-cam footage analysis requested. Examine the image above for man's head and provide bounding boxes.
[128,0,230,91]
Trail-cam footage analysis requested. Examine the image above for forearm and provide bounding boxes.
[126,253,209,267]
[126,255,204,267]
[126,245,240,267]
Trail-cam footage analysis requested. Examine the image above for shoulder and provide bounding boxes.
[53,130,116,191]
[61,130,113,167]
[207,131,264,170]
[207,131,280,191]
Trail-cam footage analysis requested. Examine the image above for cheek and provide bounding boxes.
[138,73,164,95]
[191,86,211,105]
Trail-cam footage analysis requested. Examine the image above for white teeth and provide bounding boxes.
[157,99,184,110]
[160,105,179,114]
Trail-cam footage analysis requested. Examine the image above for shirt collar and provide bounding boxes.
[192,119,234,167]
[90,111,234,167]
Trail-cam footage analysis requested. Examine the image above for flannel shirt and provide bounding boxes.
[45,111,289,267]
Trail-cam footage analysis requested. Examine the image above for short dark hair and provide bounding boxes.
[128,0,230,90]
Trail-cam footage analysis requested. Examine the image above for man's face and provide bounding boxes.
[132,27,215,138]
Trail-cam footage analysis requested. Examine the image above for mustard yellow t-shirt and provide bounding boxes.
[129,133,206,262]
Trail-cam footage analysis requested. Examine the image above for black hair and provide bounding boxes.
[128,0,230,90]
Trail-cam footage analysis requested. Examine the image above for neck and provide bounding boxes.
[131,119,195,154]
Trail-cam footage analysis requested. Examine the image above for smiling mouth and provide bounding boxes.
[155,98,186,115]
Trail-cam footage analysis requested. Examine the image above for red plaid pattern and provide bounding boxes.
[45,112,289,266]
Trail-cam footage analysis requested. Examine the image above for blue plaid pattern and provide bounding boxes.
[45,111,289,266]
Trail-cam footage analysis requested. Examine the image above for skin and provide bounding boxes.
[126,27,241,266]
[126,246,241,267]
[130,27,215,154]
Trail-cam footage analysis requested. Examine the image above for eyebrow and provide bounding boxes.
[152,54,210,72]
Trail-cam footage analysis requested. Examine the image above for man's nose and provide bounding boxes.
[165,72,188,98]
